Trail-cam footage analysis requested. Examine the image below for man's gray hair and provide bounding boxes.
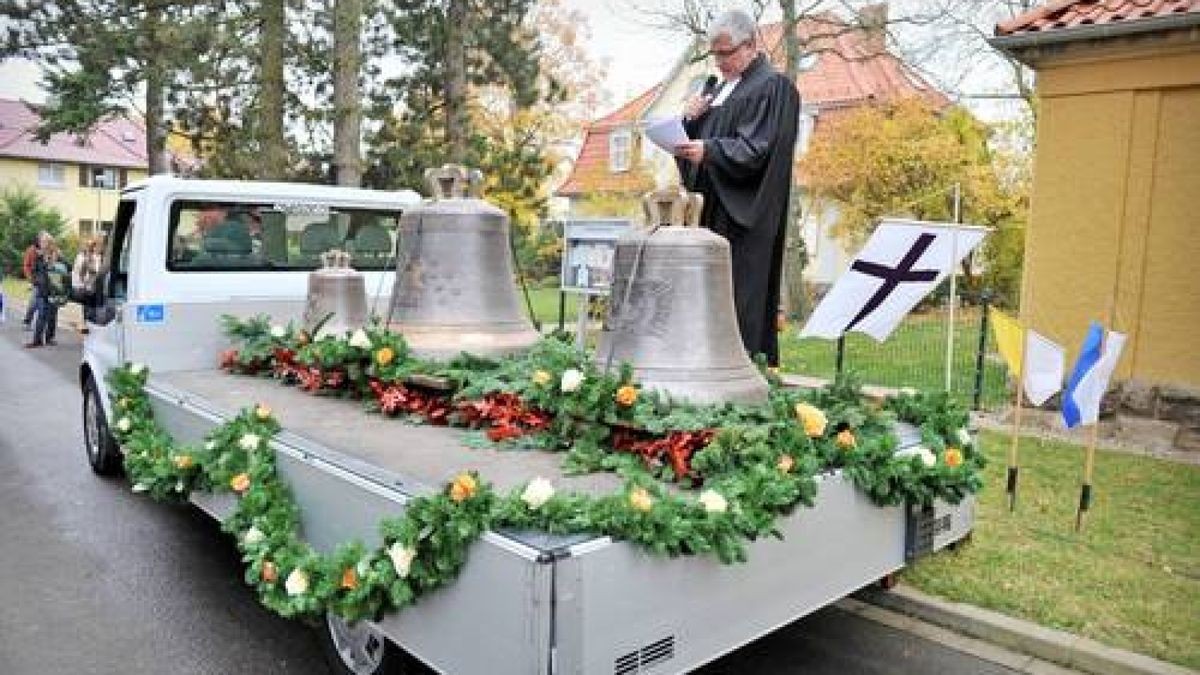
[708,9,757,45]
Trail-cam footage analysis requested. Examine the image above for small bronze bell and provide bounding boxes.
[595,186,769,405]
[304,249,368,338]
[386,165,539,359]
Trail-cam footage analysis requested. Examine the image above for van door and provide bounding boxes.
[87,199,136,375]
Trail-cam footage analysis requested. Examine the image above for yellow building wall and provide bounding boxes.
[1022,47,1200,389]
[0,157,147,239]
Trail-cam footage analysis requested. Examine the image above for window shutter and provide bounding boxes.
[79,164,89,187]
[119,168,128,188]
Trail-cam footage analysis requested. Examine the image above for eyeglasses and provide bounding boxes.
[710,40,749,59]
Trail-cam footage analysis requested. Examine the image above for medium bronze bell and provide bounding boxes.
[595,187,769,405]
[304,249,368,338]
[386,165,539,359]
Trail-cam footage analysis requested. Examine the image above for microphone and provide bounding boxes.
[702,75,719,97]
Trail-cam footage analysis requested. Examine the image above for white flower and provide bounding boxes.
[284,568,309,596]
[919,448,937,467]
[131,483,148,493]
[698,489,728,514]
[116,417,131,432]
[270,325,287,339]
[239,433,261,452]
[243,526,265,545]
[204,440,217,451]
[560,368,584,393]
[387,542,417,579]
[348,329,372,349]
[957,428,973,447]
[175,480,185,493]
[129,362,145,375]
[521,477,555,510]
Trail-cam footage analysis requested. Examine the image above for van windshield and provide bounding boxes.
[167,200,401,271]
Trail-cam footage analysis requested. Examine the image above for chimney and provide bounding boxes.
[859,3,888,55]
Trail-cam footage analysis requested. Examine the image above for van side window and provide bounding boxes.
[167,200,401,271]
[106,200,136,299]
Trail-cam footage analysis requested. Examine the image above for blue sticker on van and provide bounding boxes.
[135,304,166,324]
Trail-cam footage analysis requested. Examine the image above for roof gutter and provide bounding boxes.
[989,11,1200,55]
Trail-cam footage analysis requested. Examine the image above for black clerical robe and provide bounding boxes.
[680,54,800,366]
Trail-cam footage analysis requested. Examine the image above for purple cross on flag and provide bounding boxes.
[800,220,987,342]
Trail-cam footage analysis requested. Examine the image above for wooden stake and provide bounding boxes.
[1007,332,1027,512]
[1075,424,1099,532]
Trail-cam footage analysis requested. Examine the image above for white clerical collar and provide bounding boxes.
[711,78,740,107]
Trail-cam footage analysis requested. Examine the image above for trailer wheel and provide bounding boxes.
[319,612,409,675]
[83,375,122,476]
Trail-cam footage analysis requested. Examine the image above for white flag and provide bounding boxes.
[800,220,987,342]
[1063,324,1126,428]
[1023,329,1064,406]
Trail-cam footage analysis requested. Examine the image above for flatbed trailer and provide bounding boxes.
[79,177,975,675]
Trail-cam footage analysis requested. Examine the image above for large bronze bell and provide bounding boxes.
[595,187,769,405]
[386,165,539,359]
[304,249,368,338]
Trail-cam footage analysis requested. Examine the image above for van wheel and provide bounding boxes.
[318,612,411,675]
[83,375,122,476]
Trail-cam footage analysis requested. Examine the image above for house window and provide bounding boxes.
[82,166,120,190]
[797,106,818,155]
[79,219,94,238]
[609,129,632,173]
[38,163,67,188]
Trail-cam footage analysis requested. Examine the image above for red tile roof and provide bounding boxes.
[0,98,149,169]
[996,0,1199,36]
[557,85,661,197]
[556,12,949,198]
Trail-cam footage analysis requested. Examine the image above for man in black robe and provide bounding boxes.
[675,9,800,367]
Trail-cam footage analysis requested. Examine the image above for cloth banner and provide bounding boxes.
[989,308,1064,406]
[1062,322,1127,429]
[800,220,987,342]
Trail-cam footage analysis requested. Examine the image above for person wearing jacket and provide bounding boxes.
[25,236,64,348]
[20,233,45,330]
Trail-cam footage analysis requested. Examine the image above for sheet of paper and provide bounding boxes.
[644,116,689,154]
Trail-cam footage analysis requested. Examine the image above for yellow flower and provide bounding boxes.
[173,454,194,470]
[777,454,795,474]
[230,472,251,493]
[532,369,552,386]
[117,397,129,409]
[255,404,272,420]
[449,473,478,503]
[836,429,857,450]
[794,402,828,437]
[943,447,964,468]
[340,567,359,590]
[629,487,654,512]
[614,384,639,407]
[375,346,395,367]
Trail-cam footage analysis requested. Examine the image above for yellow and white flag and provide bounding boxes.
[990,308,1064,406]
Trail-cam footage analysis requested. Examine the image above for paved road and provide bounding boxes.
[0,314,1028,675]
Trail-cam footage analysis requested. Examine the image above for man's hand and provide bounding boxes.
[674,140,705,165]
[683,93,712,121]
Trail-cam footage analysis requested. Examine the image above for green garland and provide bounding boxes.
[105,319,983,623]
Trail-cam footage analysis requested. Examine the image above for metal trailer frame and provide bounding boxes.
[146,372,974,675]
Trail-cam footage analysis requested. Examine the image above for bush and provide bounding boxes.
[0,187,68,277]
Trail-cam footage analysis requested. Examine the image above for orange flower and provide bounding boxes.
[943,447,964,468]
[340,567,359,590]
[297,331,310,346]
[255,404,272,420]
[836,429,857,450]
[449,473,478,503]
[172,454,194,470]
[261,560,278,583]
[777,454,795,473]
[793,402,828,437]
[629,487,654,512]
[614,385,638,407]
[230,472,251,493]
[375,346,395,367]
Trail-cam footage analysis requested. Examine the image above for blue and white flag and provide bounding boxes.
[1062,322,1126,429]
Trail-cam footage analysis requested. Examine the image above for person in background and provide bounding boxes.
[25,236,65,348]
[72,237,103,332]
[673,9,800,367]
[20,233,45,330]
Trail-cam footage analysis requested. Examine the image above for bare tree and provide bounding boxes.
[332,0,363,186]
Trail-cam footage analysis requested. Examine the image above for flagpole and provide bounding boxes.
[1007,335,1026,512]
[944,184,962,393]
[1076,423,1098,532]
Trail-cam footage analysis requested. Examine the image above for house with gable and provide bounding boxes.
[0,98,150,240]
[555,5,949,288]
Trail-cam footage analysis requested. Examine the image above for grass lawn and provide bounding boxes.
[903,430,1200,668]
